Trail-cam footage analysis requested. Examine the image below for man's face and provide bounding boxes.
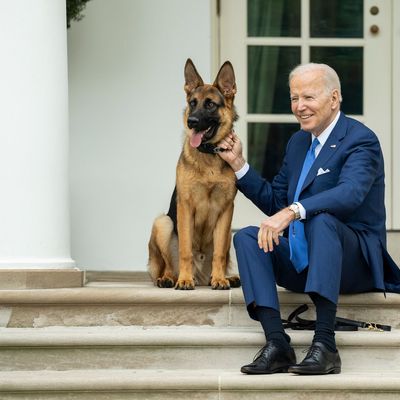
[290,70,339,136]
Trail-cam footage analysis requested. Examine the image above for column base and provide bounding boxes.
[0,269,84,289]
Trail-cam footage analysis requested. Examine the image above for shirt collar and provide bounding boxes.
[312,111,341,147]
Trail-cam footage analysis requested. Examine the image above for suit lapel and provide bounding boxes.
[300,113,348,195]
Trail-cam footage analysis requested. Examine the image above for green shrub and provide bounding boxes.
[67,0,91,28]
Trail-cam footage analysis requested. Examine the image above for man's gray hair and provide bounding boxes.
[289,63,343,102]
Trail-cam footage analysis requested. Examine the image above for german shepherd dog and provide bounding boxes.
[148,59,240,290]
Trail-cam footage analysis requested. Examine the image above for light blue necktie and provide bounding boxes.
[289,138,320,273]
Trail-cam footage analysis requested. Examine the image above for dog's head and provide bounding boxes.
[183,59,237,149]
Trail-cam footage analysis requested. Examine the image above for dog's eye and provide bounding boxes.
[206,100,217,110]
[189,100,197,108]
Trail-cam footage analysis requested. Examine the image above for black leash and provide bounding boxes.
[282,304,391,332]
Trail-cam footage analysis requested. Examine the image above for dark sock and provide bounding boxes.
[255,306,291,349]
[309,292,337,352]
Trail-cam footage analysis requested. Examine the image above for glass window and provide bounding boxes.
[248,0,301,37]
[310,47,363,114]
[310,0,363,38]
[248,46,301,114]
[248,123,299,181]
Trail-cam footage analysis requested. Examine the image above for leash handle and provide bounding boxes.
[282,304,391,332]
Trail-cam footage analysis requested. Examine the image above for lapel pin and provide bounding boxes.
[330,144,337,148]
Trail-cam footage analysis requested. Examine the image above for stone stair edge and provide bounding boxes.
[0,369,399,392]
[0,326,398,347]
[0,285,399,305]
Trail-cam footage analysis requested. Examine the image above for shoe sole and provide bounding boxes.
[240,367,289,375]
[288,367,341,375]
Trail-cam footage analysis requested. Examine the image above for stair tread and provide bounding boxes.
[1,326,399,347]
[0,284,399,305]
[0,369,399,391]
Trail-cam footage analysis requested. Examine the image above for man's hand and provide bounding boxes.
[258,208,296,252]
[217,131,246,172]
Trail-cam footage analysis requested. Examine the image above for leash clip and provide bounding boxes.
[366,322,384,332]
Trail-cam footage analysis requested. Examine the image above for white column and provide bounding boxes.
[0,0,75,269]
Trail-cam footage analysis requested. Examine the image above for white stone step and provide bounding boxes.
[1,326,399,372]
[0,369,399,399]
[1,284,399,328]
[0,278,399,399]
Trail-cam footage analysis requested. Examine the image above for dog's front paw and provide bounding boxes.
[210,277,231,290]
[156,276,176,288]
[175,277,195,290]
[227,275,241,288]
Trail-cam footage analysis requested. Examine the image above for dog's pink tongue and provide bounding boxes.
[190,130,205,148]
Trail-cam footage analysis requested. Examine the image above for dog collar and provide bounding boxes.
[197,143,226,154]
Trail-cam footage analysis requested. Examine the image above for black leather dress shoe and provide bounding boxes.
[288,341,341,375]
[241,341,296,374]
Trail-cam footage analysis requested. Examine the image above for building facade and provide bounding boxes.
[1,1,398,285]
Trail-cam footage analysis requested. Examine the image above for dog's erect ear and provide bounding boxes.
[184,59,204,94]
[213,61,236,98]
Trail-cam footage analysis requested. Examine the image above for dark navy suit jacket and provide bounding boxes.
[237,113,400,293]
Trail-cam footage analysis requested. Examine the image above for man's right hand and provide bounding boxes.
[258,208,295,252]
[217,131,246,172]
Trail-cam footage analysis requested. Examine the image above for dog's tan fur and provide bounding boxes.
[148,59,239,290]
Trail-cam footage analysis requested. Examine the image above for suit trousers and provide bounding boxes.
[234,213,376,318]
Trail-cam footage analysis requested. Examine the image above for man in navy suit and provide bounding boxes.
[217,63,400,375]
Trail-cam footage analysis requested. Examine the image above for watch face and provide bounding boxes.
[290,204,300,219]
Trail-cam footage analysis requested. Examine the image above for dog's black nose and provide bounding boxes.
[187,116,199,129]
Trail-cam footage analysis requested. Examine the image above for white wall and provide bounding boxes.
[68,0,214,270]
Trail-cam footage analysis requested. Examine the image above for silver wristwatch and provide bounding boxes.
[288,203,301,220]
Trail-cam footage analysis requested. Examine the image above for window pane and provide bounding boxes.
[248,0,301,37]
[310,47,363,115]
[248,123,299,181]
[248,46,301,114]
[310,0,363,38]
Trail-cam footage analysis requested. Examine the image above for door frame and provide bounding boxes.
[393,0,400,230]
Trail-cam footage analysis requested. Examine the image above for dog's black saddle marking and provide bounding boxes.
[166,186,178,234]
